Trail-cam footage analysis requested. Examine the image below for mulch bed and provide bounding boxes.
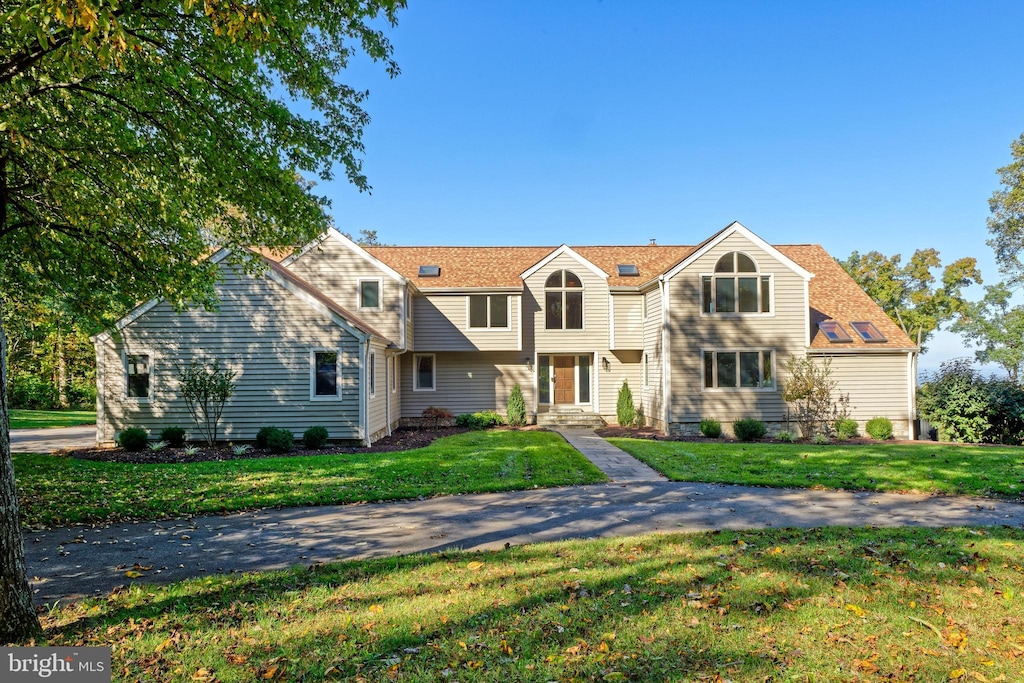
[69,427,470,464]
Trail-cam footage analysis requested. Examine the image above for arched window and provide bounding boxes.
[545,270,584,329]
[701,252,771,314]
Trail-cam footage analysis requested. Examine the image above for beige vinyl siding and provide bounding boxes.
[526,253,610,353]
[367,341,390,438]
[401,351,533,417]
[813,351,913,438]
[668,232,808,424]
[404,287,415,352]
[389,354,403,427]
[640,287,664,428]
[413,294,521,351]
[611,294,643,349]
[598,350,642,424]
[287,236,403,344]
[96,264,363,444]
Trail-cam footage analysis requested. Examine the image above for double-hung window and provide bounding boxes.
[701,252,771,314]
[703,350,774,389]
[125,353,151,399]
[468,294,509,329]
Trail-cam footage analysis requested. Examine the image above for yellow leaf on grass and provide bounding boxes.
[262,666,278,679]
[949,670,966,680]
[368,604,383,613]
[155,638,173,653]
[598,641,610,653]
[467,561,484,571]
[845,604,866,617]
[191,669,213,681]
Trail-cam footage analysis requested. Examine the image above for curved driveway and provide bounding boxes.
[10,425,96,453]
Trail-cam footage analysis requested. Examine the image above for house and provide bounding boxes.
[93,222,919,445]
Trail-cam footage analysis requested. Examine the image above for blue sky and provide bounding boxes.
[321,1,1024,372]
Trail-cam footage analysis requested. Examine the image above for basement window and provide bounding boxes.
[818,321,852,343]
[851,321,887,343]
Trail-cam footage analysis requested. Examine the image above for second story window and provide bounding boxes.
[359,279,381,310]
[545,270,583,330]
[701,252,771,314]
[469,294,509,328]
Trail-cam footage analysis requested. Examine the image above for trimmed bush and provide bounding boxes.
[700,419,722,438]
[303,425,329,449]
[866,417,894,440]
[507,383,527,427]
[634,402,646,428]
[456,411,504,430]
[834,418,859,441]
[265,428,294,454]
[733,418,767,442]
[160,427,187,448]
[256,426,280,449]
[117,427,149,452]
[422,406,455,428]
[617,380,636,427]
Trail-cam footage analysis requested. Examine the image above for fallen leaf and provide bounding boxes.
[466,561,484,571]
[950,669,966,680]
[125,570,143,578]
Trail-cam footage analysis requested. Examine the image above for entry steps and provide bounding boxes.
[536,410,607,428]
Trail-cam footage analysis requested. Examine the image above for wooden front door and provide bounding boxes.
[553,356,576,404]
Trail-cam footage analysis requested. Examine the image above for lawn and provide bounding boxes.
[608,439,1024,500]
[41,526,1024,681]
[9,408,96,429]
[14,430,606,528]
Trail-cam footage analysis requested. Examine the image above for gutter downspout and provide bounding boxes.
[659,276,671,429]
[360,338,370,447]
[907,350,917,440]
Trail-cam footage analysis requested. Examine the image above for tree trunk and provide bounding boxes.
[56,329,69,409]
[0,309,42,643]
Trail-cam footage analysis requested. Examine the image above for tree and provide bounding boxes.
[616,380,636,427]
[179,360,237,447]
[952,282,1024,382]
[1,0,402,643]
[781,356,850,439]
[839,249,981,349]
[506,383,527,427]
[987,133,1024,287]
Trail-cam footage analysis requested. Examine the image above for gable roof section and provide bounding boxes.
[778,245,916,350]
[283,228,407,284]
[520,245,610,281]
[663,221,814,281]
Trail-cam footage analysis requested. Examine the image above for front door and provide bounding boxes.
[553,356,576,404]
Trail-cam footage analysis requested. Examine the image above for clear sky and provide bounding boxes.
[320,1,1024,373]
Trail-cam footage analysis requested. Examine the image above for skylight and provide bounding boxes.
[818,321,852,343]
[418,265,440,277]
[616,264,639,277]
[850,321,886,342]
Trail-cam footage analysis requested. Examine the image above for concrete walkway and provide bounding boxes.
[555,428,667,482]
[10,425,96,453]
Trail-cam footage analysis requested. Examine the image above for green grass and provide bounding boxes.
[9,408,96,429]
[14,430,606,528]
[42,526,1024,681]
[608,439,1024,499]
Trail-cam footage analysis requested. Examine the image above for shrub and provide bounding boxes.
[813,433,831,445]
[256,426,279,449]
[733,418,767,442]
[834,418,859,440]
[507,383,527,427]
[617,380,636,427]
[456,411,504,430]
[422,406,454,429]
[634,402,646,428]
[160,427,187,448]
[303,425,329,448]
[776,430,795,443]
[917,358,1024,444]
[782,356,851,438]
[265,428,294,454]
[117,427,149,452]
[7,373,58,410]
[866,417,894,440]
[700,419,722,438]
[179,359,237,446]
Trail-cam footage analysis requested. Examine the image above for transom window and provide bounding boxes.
[701,252,771,314]
[126,353,151,398]
[545,270,583,330]
[703,350,775,389]
[469,294,509,328]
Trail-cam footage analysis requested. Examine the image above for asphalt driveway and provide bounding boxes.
[9,425,96,453]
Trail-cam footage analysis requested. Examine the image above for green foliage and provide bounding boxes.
[303,426,329,449]
[616,380,636,427]
[952,282,1024,383]
[699,419,722,438]
[634,401,645,428]
[838,248,980,349]
[733,418,767,442]
[813,433,831,445]
[865,417,894,441]
[835,418,859,440]
[265,428,294,454]
[116,427,148,452]
[506,383,527,427]
[160,427,187,448]
[776,430,795,443]
[917,359,1024,445]
[782,356,850,438]
[987,132,1024,287]
[256,426,280,449]
[179,360,237,447]
[455,411,504,430]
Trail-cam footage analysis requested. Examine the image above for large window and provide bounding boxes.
[125,353,151,399]
[469,294,509,329]
[312,351,340,399]
[545,270,583,330]
[358,279,381,310]
[413,354,435,391]
[703,350,774,389]
[701,252,771,314]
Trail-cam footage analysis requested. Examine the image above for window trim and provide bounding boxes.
[699,252,775,317]
[357,277,383,311]
[466,294,512,331]
[700,348,776,391]
[543,269,586,331]
[310,348,342,401]
[368,350,376,398]
[412,353,436,392]
[123,350,153,402]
